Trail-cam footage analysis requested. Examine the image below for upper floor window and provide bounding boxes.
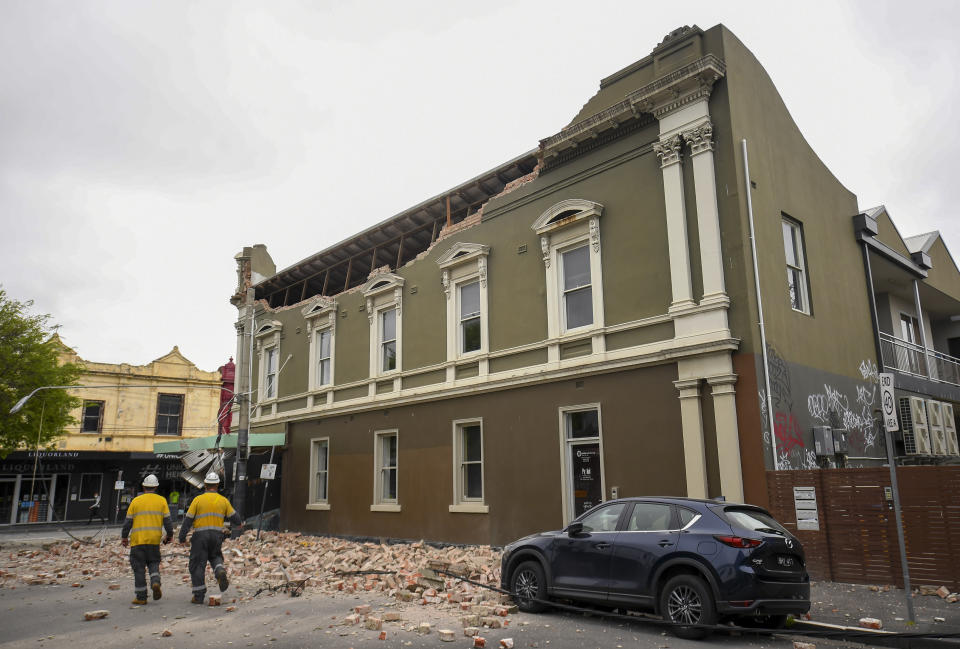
[302,297,337,391]
[459,282,481,353]
[381,308,397,371]
[782,216,810,314]
[532,199,605,338]
[81,400,104,433]
[265,347,278,399]
[437,242,490,361]
[254,319,283,402]
[155,393,183,436]
[363,273,404,377]
[561,244,593,329]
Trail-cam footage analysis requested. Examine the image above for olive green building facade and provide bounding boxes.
[230,25,960,546]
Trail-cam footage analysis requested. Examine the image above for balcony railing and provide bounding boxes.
[879,331,960,387]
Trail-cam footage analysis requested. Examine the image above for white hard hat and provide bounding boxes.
[142,474,159,488]
[204,472,220,485]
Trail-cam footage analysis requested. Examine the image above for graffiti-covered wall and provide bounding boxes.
[757,345,884,470]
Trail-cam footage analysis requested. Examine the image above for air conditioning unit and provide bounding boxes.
[943,402,959,456]
[813,426,834,456]
[926,400,948,456]
[901,396,933,455]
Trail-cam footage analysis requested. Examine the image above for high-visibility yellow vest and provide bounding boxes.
[186,492,236,532]
[126,493,170,546]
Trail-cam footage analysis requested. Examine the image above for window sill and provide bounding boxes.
[448,503,489,514]
[370,503,401,513]
[305,502,330,511]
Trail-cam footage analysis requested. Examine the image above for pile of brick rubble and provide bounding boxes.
[1,530,518,643]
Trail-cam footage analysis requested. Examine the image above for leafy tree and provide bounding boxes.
[0,288,82,458]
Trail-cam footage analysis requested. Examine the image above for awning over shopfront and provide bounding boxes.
[152,433,286,454]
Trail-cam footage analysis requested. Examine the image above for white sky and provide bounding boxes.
[2,1,958,372]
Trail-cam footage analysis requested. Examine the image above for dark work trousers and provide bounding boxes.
[189,530,226,597]
[87,505,105,525]
[129,544,162,598]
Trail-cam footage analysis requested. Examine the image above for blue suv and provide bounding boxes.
[500,497,810,639]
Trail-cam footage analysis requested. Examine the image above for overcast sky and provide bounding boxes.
[2,1,958,372]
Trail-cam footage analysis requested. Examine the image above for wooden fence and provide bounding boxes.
[766,467,960,591]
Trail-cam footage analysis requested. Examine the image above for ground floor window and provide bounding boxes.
[79,473,102,500]
[374,431,398,505]
[310,438,329,504]
[452,419,485,509]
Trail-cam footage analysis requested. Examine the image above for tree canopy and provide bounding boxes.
[0,288,82,458]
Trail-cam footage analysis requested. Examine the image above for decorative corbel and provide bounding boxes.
[589,217,600,253]
[478,256,487,288]
[540,235,551,268]
[366,297,374,325]
[394,287,403,316]
[441,269,451,300]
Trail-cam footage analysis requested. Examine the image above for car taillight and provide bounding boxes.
[714,535,764,549]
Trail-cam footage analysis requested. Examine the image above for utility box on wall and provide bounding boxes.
[832,429,849,455]
[813,426,834,456]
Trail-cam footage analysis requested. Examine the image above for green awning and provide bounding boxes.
[153,432,286,454]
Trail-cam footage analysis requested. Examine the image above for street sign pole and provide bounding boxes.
[878,372,915,623]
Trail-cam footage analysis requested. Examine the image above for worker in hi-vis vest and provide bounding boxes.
[178,472,243,603]
[121,474,173,605]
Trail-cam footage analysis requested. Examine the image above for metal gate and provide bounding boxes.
[766,467,960,591]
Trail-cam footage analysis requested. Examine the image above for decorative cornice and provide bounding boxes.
[653,135,683,168]
[539,54,725,161]
[682,121,714,156]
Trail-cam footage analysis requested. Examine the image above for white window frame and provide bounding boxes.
[437,243,490,362]
[302,297,337,393]
[363,273,404,378]
[255,320,283,403]
[371,429,400,512]
[532,199,605,340]
[557,403,606,526]
[306,437,330,510]
[782,216,811,314]
[449,418,488,513]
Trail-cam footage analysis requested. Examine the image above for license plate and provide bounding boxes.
[777,556,795,568]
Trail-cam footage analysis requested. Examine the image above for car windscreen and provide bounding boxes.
[720,507,790,536]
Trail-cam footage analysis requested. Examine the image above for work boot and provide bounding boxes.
[132,593,147,605]
[215,567,229,592]
[152,582,162,601]
[191,594,205,604]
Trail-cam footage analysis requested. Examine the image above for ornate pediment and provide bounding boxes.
[362,272,405,297]
[531,199,604,235]
[300,295,338,319]
[254,320,283,339]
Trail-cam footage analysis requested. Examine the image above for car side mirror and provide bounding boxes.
[566,521,583,536]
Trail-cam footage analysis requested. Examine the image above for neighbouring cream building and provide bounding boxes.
[0,337,224,525]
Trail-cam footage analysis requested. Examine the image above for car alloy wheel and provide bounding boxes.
[667,584,703,624]
[659,574,716,640]
[510,560,547,613]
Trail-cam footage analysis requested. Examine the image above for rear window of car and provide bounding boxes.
[721,507,789,535]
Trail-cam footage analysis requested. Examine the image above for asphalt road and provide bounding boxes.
[0,577,875,649]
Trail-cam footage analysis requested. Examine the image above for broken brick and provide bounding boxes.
[84,610,109,621]
[859,617,883,630]
[438,629,456,642]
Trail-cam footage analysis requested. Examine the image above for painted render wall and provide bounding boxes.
[250,123,675,401]
[281,364,685,546]
[719,26,879,470]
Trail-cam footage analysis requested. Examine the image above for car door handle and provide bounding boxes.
[593,542,611,550]
[658,540,674,548]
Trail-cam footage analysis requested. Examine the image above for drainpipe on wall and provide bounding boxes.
[860,243,885,373]
[741,139,779,469]
[912,279,933,379]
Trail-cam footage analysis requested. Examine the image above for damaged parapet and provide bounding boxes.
[231,244,276,307]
